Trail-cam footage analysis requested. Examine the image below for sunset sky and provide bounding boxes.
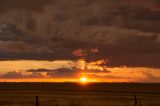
[0,0,160,82]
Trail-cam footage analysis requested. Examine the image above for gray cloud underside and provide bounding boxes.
[0,71,43,79]
[1,67,110,79]
[0,0,160,68]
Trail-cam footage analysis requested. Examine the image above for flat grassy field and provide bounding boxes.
[0,83,160,106]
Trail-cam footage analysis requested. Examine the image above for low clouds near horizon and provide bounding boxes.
[0,67,110,79]
[0,0,160,69]
[1,67,160,82]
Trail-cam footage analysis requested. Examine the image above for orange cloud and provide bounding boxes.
[90,48,99,53]
[72,49,86,57]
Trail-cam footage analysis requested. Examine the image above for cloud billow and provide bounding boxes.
[0,0,160,68]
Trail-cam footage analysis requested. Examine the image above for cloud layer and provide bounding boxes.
[0,0,52,12]
[1,67,110,79]
[0,0,160,68]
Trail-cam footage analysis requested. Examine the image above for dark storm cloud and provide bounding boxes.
[26,67,110,78]
[27,69,53,73]
[113,6,160,33]
[0,0,160,68]
[0,67,110,79]
[0,0,52,12]
[1,71,23,79]
[0,24,52,53]
[0,51,78,61]
[47,68,81,78]
[1,71,44,79]
[27,68,81,78]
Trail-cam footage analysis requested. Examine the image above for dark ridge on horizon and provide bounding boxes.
[0,82,160,94]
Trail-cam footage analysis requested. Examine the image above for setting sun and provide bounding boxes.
[80,77,88,83]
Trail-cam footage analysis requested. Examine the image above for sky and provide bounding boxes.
[0,0,160,82]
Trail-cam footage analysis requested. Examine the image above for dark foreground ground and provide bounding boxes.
[0,82,160,106]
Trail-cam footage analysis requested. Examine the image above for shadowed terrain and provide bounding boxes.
[0,83,160,106]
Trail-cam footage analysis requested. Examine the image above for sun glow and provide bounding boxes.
[80,77,88,83]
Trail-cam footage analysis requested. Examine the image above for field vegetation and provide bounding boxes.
[0,83,160,106]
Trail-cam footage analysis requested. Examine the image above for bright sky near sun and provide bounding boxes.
[0,60,160,82]
[0,0,160,83]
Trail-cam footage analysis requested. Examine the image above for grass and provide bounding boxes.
[0,82,160,106]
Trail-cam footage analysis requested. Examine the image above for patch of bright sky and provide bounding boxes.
[0,60,160,82]
[0,60,75,74]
